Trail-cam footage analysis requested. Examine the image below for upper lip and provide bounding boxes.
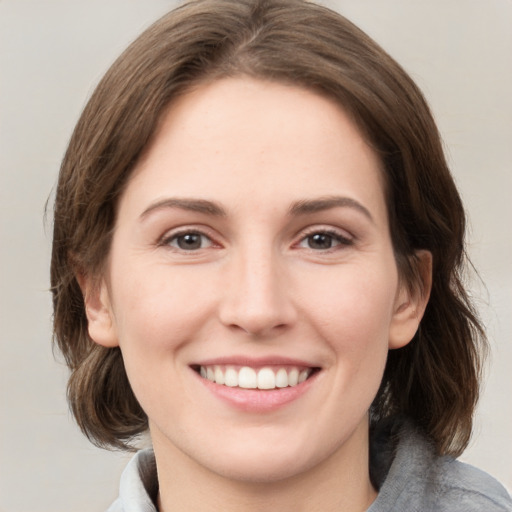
[191,355,320,368]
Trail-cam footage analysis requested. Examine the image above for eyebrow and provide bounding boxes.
[140,198,227,219]
[288,196,374,222]
[139,195,373,222]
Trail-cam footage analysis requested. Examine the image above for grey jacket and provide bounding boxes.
[107,421,512,511]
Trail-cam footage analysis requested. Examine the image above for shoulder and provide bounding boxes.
[106,449,158,512]
[430,456,512,511]
[369,419,512,512]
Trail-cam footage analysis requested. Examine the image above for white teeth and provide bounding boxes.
[198,365,313,389]
[238,367,257,389]
[298,369,309,383]
[224,367,238,387]
[288,368,299,386]
[275,368,288,388]
[214,366,224,385]
[257,367,275,389]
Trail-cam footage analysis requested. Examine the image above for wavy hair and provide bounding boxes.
[51,0,486,453]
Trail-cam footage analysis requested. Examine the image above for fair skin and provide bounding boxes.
[83,77,430,512]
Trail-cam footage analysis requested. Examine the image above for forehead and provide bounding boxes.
[123,77,387,223]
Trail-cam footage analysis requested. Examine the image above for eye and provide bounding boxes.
[164,231,213,251]
[297,230,353,250]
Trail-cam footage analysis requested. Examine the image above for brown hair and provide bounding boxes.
[51,0,486,454]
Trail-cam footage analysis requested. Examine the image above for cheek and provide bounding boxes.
[109,263,218,354]
[322,269,396,405]
[305,265,397,341]
[107,265,214,412]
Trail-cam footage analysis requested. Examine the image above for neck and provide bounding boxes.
[153,420,377,512]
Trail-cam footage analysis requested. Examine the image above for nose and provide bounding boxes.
[218,246,297,337]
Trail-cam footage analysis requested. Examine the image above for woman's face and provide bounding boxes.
[86,77,423,483]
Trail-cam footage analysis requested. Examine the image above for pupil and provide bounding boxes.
[178,234,201,250]
[309,233,332,249]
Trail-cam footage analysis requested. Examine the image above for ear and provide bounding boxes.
[76,273,119,348]
[388,250,432,350]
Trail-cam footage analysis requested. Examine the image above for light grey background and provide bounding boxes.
[1,1,510,510]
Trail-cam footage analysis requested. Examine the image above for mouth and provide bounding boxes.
[191,364,320,391]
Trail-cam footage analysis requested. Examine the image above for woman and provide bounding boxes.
[51,0,512,510]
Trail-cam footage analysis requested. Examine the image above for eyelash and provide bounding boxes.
[158,227,354,253]
[159,229,216,251]
[296,228,354,251]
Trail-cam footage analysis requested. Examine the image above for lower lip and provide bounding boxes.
[194,370,318,413]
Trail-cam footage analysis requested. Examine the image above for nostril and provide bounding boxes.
[228,321,287,337]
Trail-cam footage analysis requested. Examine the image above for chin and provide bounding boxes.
[206,451,317,484]
[192,431,335,484]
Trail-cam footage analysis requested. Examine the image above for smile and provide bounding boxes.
[195,365,317,390]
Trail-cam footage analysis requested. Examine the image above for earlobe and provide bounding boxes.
[77,274,119,348]
[388,250,432,350]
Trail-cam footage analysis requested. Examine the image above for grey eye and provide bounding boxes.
[169,232,212,250]
[297,230,353,251]
[307,233,335,250]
